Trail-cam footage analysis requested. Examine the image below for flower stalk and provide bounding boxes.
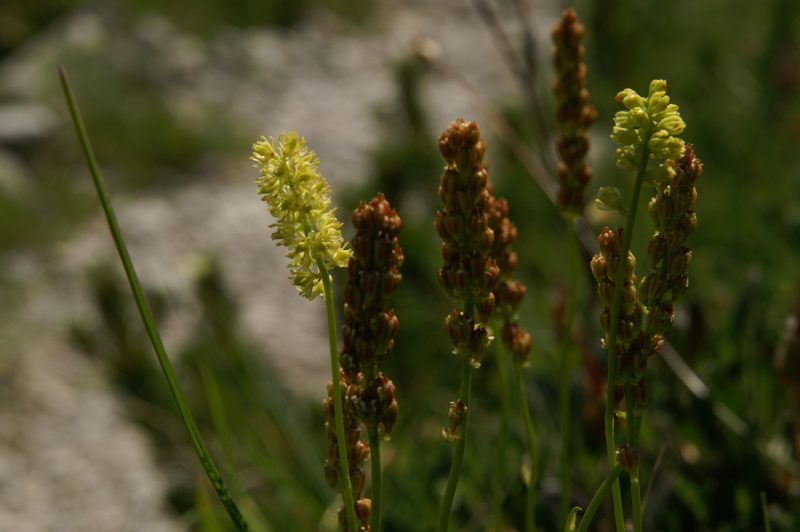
[552,10,596,521]
[592,79,691,532]
[252,133,358,531]
[321,266,361,532]
[435,119,499,531]
[341,194,404,532]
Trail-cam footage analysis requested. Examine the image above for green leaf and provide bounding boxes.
[565,506,582,532]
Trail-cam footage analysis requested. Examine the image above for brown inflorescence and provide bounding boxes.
[590,227,645,404]
[634,146,701,400]
[552,8,597,216]
[640,145,702,333]
[342,193,402,435]
[436,118,499,437]
[324,371,371,532]
[436,119,499,315]
[487,195,532,364]
[591,146,702,411]
[324,193,404,532]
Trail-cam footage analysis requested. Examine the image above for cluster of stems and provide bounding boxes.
[435,119,499,531]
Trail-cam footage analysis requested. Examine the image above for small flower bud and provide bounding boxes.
[590,254,607,282]
[616,445,640,472]
[597,227,620,255]
[648,303,674,334]
[477,293,495,323]
[671,274,689,299]
[668,248,691,277]
[598,279,615,305]
[443,400,468,442]
[648,232,667,265]
[621,281,638,314]
[595,186,626,214]
[355,498,371,522]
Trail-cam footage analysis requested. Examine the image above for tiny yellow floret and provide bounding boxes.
[252,132,351,300]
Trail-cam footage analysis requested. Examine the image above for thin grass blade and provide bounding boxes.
[58,66,250,531]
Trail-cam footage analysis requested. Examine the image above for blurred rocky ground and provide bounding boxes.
[0,0,551,528]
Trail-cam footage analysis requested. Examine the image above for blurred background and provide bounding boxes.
[0,0,798,530]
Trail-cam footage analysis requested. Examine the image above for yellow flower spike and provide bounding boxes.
[611,79,686,188]
[252,132,351,300]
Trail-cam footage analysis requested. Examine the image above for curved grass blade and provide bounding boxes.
[58,66,250,531]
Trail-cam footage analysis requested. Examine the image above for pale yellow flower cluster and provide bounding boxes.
[252,132,351,300]
[611,79,686,186]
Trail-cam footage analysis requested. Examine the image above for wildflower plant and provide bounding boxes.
[340,193,404,532]
[582,80,699,532]
[252,132,359,532]
[552,8,596,521]
[435,118,499,532]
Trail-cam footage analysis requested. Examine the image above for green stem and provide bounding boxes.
[368,427,382,532]
[625,378,642,532]
[761,492,772,532]
[492,323,513,531]
[58,67,250,531]
[575,465,625,532]
[630,467,643,532]
[319,262,358,532]
[438,299,476,532]
[604,138,651,532]
[513,359,538,532]
[559,218,581,523]
[624,380,643,532]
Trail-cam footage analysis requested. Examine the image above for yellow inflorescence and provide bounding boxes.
[252,132,351,300]
[611,79,686,186]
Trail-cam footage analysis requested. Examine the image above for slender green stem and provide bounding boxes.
[368,426,382,532]
[513,359,538,532]
[319,262,358,532]
[604,137,651,532]
[761,492,772,532]
[624,380,644,532]
[559,218,581,524]
[438,299,476,532]
[630,467,643,532]
[624,381,635,448]
[575,465,625,532]
[58,67,250,531]
[492,322,513,531]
